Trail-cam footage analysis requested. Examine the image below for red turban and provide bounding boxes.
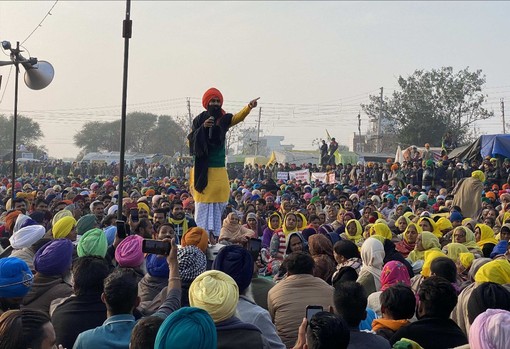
[202,87,223,109]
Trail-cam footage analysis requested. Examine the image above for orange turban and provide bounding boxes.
[486,192,496,200]
[5,210,22,233]
[181,227,209,253]
[202,87,223,109]
[145,189,156,197]
[391,164,399,171]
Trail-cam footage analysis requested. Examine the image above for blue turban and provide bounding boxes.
[0,257,33,298]
[449,211,463,223]
[146,254,169,278]
[491,240,509,258]
[154,307,217,349]
[212,245,253,293]
[398,196,409,204]
[34,239,73,276]
[104,226,117,246]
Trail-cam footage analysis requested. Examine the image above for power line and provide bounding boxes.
[0,65,13,104]
[21,0,59,45]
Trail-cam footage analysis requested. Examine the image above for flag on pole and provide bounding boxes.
[266,151,276,167]
[325,130,341,165]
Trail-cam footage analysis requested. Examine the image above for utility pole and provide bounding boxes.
[377,87,383,153]
[357,112,362,152]
[186,97,192,130]
[256,107,261,155]
[502,98,506,134]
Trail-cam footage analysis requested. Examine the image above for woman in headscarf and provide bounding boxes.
[331,208,346,231]
[444,242,469,264]
[332,240,362,287]
[474,223,498,258]
[340,219,364,247]
[266,212,300,276]
[308,234,336,283]
[284,232,305,256]
[395,215,410,236]
[261,212,282,249]
[395,222,421,258]
[295,212,308,231]
[370,222,393,240]
[356,237,385,295]
[448,226,483,258]
[436,216,454,238]
[301,214,320,242]
[359,205,373,228]
[417,216,442,238]
[218,212,256,246]
[367,261,411,317]
[407,231,441,274]
[456,252,475,284]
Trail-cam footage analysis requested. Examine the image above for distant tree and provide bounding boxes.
[73,112,187,155]
[0,114,43,149]
[361,67,494,148]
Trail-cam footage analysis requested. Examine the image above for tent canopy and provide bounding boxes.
[449,134,510,162]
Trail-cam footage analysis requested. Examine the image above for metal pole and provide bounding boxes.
[357,112,361,153]
[187,97,192,130]
[377,87,383,153]
[502,98,506,134]
[11,42,20,202]
[256,107,261,155]
[117,0,132,221]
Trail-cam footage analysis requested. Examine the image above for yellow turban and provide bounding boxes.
[421,250,447,277]
[471,170,485,183]
[459,252,474,269]
[189,270,239,323]
[52,209,73,227]
[137,202,150,214]
[474,259,510,285]
[52,216,77,239]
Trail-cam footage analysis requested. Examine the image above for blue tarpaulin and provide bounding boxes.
[449,134,510,161]
[480,134,510,158]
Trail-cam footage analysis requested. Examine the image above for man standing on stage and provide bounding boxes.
[188,87,259,242]
[320,140,328,166]
[328,137,339,165]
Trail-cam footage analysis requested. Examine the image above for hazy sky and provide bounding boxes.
[0,1,509,159]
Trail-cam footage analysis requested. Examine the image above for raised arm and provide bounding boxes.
[231,97,260,126]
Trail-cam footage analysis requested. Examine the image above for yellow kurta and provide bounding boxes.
[190,105,252,203]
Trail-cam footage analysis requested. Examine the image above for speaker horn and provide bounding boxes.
[24,60,54,90]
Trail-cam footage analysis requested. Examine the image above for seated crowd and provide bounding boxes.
[0,156,509,349]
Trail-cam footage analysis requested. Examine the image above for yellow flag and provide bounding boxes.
[266,151,276,166]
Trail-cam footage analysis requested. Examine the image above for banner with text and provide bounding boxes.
[311,172,327,183]
[277,172,289,180]
[289,169,310,183]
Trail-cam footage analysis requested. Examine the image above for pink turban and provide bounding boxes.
[115,235,144,268]
[469,308,510,349]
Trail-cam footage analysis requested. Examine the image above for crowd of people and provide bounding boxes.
[0,85,509,349]
[0,151,509,349]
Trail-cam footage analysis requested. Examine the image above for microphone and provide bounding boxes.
[209,115,216,139]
